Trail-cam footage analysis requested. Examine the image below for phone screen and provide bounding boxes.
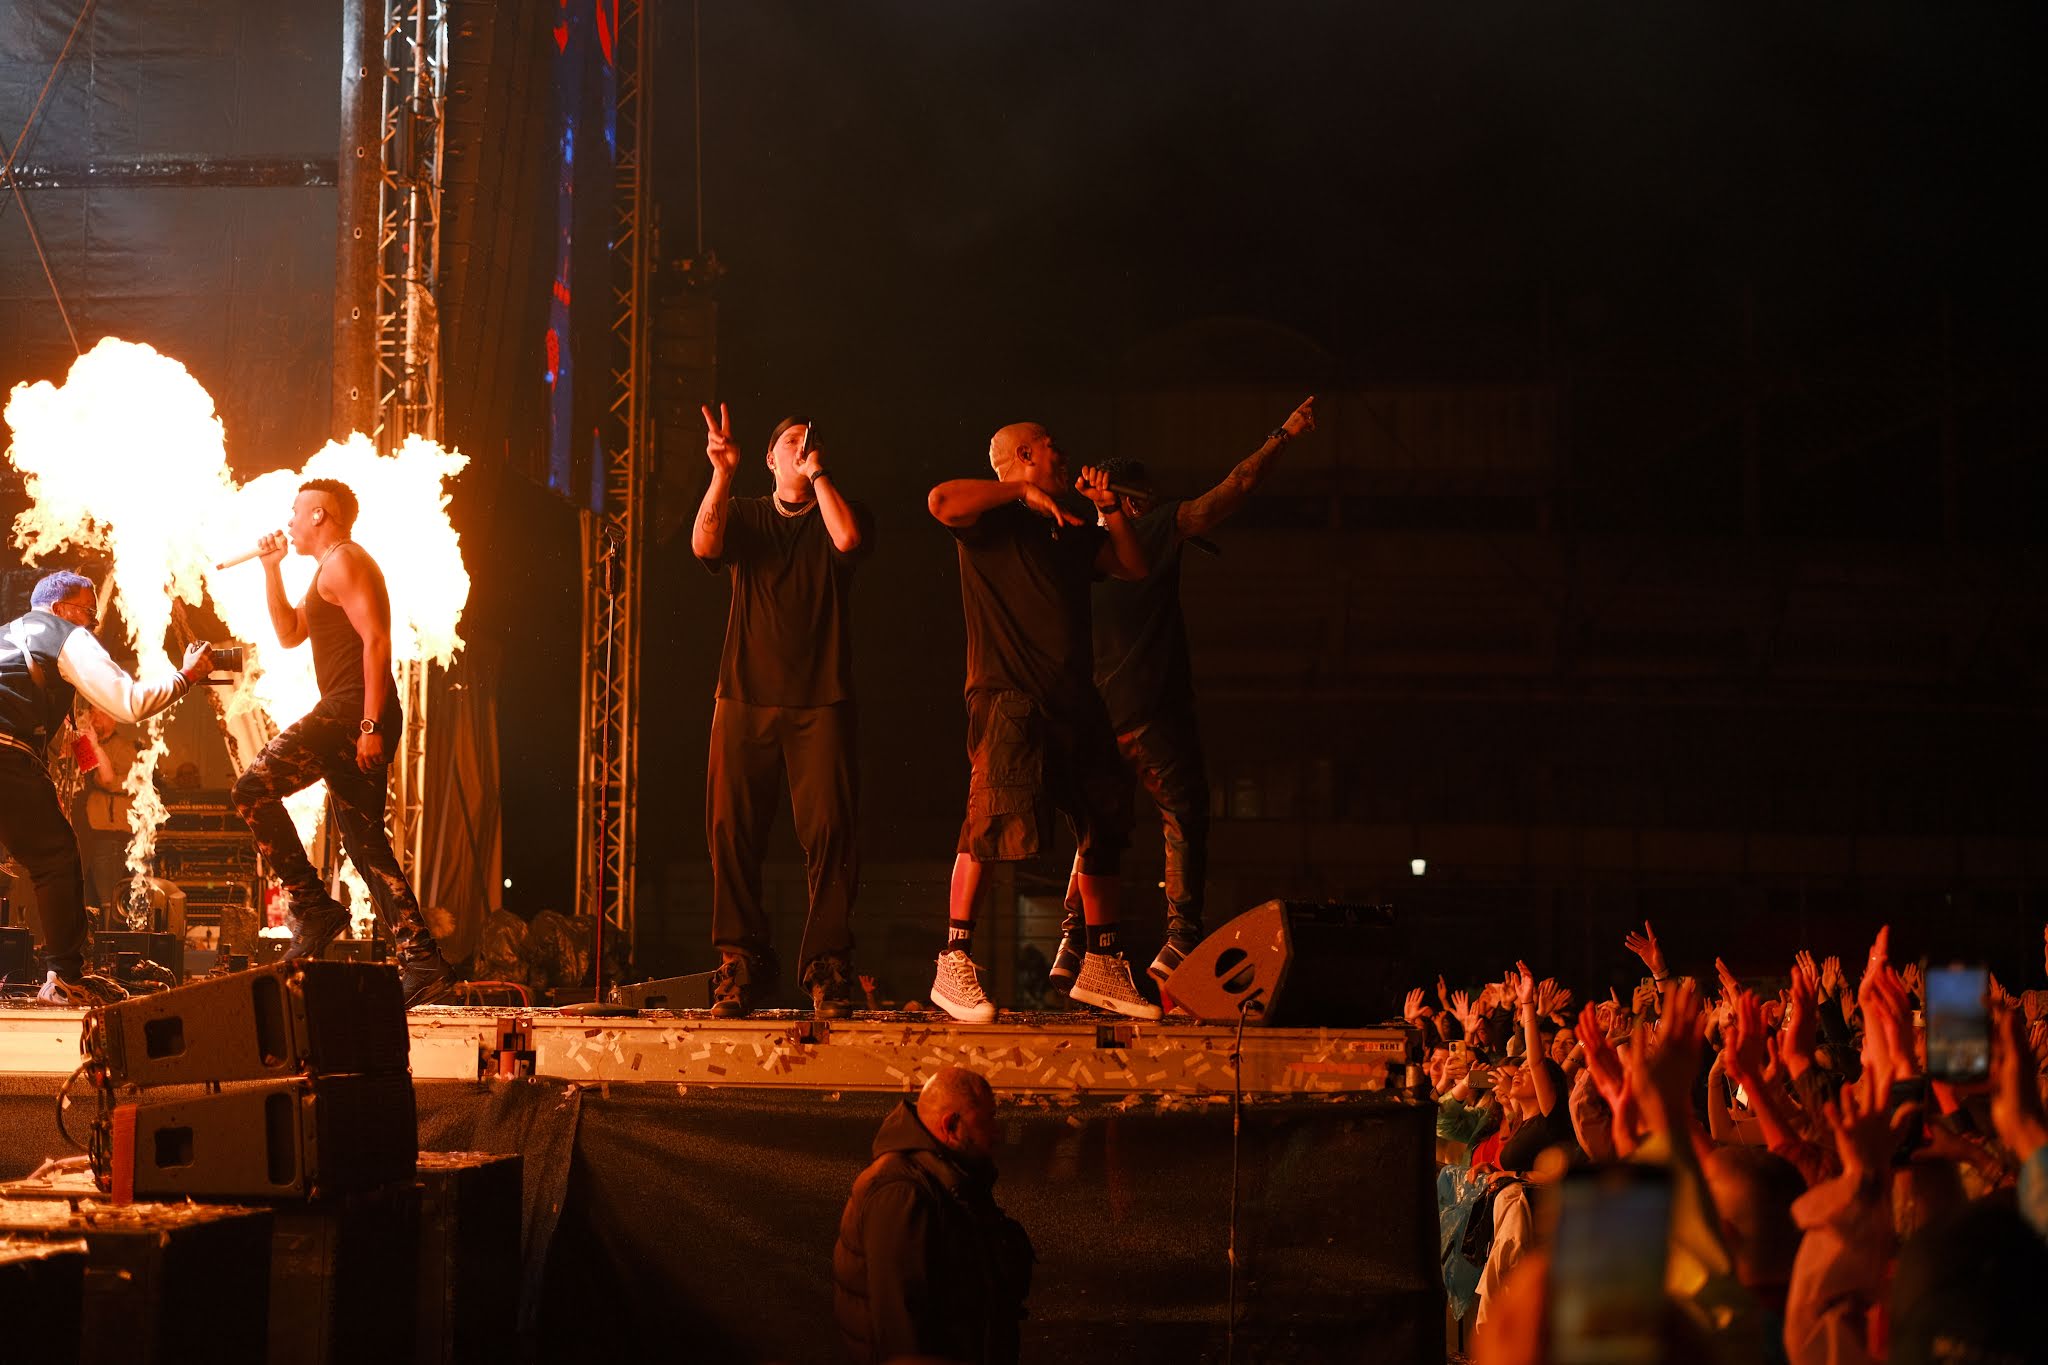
[1925,964,1989,1083]
[1548,1165,1672,1365]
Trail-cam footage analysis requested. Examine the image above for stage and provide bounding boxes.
[0,1004,1445,1362]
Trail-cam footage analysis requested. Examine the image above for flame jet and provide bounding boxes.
[4,337,470,915]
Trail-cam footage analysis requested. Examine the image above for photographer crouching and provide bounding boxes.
[0,571,212,1005]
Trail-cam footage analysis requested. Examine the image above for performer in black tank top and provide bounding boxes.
[229,479,455,1007]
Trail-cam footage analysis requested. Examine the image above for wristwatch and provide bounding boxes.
[359,719,379,735]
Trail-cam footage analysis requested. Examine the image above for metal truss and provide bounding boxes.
[370,0,449,879]
[574,0,654,948]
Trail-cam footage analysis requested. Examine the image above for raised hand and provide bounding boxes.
[1630,978,1708,1141]
[1514,961,1537,1012]
[1860,925,1892,993]
[701,403,739,474]
[1988,970,2018,1010]
[1436,974,1451,1009]
[1449,989,1473,1032]
[1624,920,1668,980]
[1539,980,1574,1020]
[794,435,826,482]
[1821,955,1846,999]
[1402,987,1426,1027]
[1631,980,1660,1020]
[1723,990,1771,1085]
[1715,956,1743,1005]
[1278,395,1317,439]
[1074,465,1118,514]
[1782,962,1819,1080]
[1900,961,1925,1002]
[1822,1068,1918,1184]
[1859,962,1916,1086]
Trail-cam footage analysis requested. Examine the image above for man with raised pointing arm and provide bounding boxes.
[1053,395,1318,995]
[230,479,457,1007]
[693,405,871,1019]
[926,422,1157,1022]
[0,571,212,1005]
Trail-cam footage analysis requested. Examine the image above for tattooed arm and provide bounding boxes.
[1176,395,1316,540]
[693,402,740,561]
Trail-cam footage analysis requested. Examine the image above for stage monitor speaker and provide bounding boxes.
[1163,899,1408,1027]
[0,925,32,983]
[108,1071,419,1200]
[90,959,409,1088]
[609,970,716,1010]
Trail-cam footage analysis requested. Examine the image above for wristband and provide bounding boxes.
[1267,427,1292,444]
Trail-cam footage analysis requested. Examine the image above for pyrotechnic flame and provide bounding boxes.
[4,338,470,930]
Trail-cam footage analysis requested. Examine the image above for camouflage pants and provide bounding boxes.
[230,699,437,957]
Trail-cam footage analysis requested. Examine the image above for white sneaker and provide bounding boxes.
[1070,952,1163,1021]
[930,950,996,1024]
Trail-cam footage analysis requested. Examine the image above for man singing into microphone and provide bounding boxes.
[0,571,212,1004]
[230,480,457,1007]
[1050,397,1316,995]
[925,423,1155,1022]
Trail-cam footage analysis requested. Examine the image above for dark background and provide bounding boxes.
[5,2,2045,999]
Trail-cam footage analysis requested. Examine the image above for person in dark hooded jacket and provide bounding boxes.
[834,1066,1033,1364]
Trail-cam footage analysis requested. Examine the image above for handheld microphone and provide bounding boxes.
[214,537,280,571]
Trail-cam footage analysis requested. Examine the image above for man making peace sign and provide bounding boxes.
[692,406,872,1018]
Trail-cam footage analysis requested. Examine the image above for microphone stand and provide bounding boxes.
[564,529,635,1017]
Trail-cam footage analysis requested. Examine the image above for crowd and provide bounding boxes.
[1414,919,2048,1364]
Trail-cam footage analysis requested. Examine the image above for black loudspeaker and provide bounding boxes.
[609,970,716,1010]
[269,1181,421,1365]
[89,960,409,1088]
[1163,900,1409,1027]
[0,1240,85,1365]
[415,1153,522,1364]
[0,925,32,982]
[0,1202,272,1365]
[110,1071,419,1200]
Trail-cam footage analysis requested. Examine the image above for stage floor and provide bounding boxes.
[0,1001,1412,1096]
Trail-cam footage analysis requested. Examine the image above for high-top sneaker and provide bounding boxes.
[35,971,129,1008]
[930,949,996,1024]
[1148,915,1205,986]
[1069,951,1163,1021]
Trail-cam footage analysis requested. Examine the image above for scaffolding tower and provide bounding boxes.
[337,0,448,879]
[573,0,654,950]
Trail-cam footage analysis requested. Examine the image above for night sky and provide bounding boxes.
[492,2,2045,920]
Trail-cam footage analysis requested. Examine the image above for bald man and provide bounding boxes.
[925,424,1158,1023]
[834,1067,1033,1364]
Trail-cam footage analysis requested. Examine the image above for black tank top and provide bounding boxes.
[305,552,393,710]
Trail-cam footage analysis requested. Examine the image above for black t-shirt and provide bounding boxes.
[1092,498,1192,732]
[950,500,1106,710]
[701,494,870,707]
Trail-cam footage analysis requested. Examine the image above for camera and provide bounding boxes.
[209,644,245,672]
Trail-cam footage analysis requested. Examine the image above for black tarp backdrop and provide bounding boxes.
[0,0,340,469]
[0,1075,1443,1364]
[0,0,561,947]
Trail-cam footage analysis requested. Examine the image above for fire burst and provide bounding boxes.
[3,337,470,923]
